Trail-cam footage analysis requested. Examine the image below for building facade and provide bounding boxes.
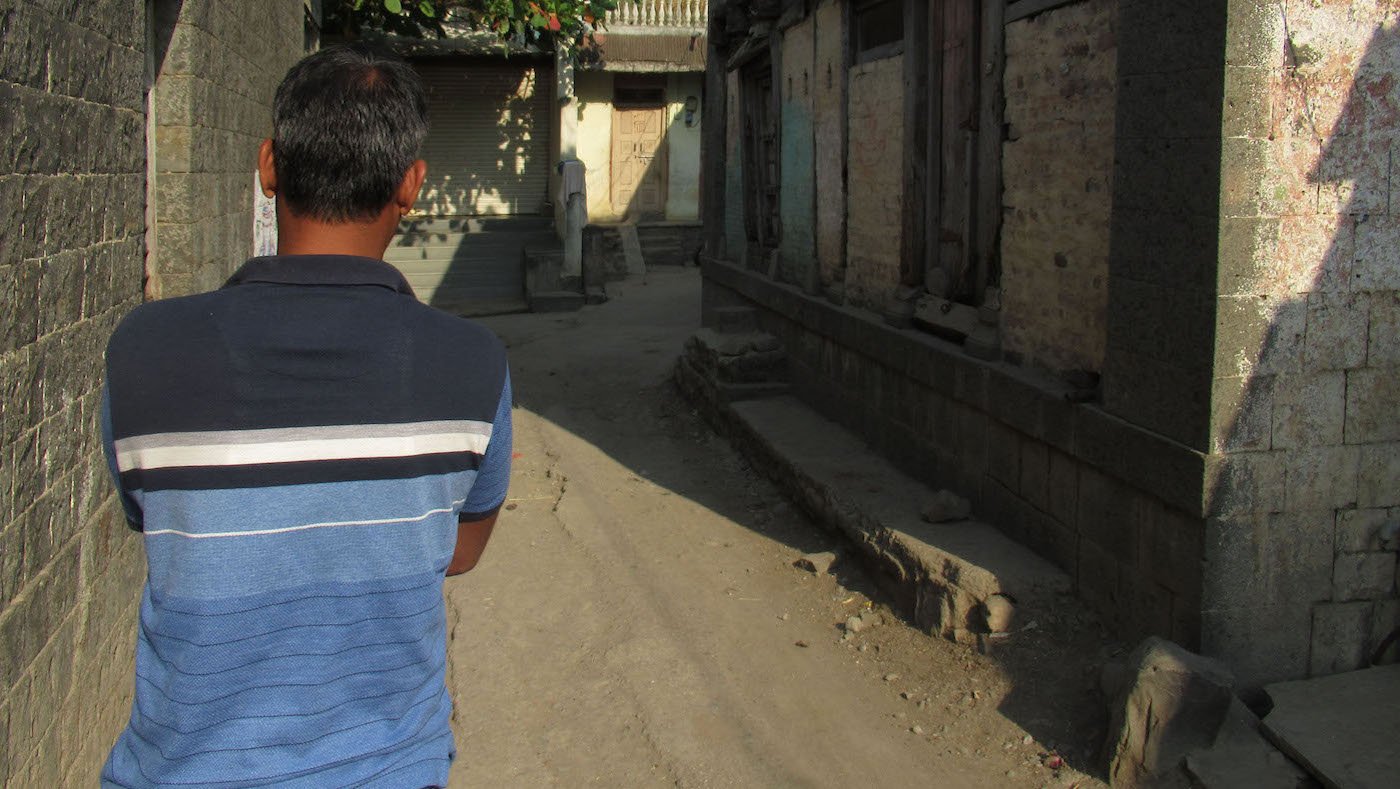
[700,0,1400,687]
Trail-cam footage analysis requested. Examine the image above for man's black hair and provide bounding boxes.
[272,43,428,222]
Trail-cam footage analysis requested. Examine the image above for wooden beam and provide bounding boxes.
[1005,0,1078,25]
[900,0,930,288]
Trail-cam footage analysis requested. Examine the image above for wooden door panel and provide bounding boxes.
[612,106,668,218]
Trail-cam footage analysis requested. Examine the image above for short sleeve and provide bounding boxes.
[101,384,144,531]
[460,370,512,520]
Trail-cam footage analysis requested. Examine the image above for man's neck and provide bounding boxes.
[274,202,399,259]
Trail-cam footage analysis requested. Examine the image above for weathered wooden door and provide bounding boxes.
[611,106,668,219]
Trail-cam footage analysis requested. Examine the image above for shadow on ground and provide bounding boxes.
[471,267,1114,780]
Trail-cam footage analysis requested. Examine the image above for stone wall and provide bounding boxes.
[1,2,147,784]
[147,0,305,298]
[1206,2,1400,684]
[1000,0,1117,375]
[844,53,903,311]
[1,1,306,783]
[704,259,1205,654]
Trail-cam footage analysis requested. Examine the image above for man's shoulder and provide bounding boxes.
[107,291,224,355]
[402,301,509,365]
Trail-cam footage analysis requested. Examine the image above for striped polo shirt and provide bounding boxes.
[99,255,512,788]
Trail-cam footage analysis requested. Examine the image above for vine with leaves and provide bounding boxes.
[325,0,628,51]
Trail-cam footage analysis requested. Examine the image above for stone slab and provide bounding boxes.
[527,291,585,313]
[679,386,1072,640]
[1261,664,1400,789]
[618,222,647,276]
[1184,699,1313,788]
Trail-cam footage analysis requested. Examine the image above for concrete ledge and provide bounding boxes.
[677,358,1072,641]
[702,256,1210,517]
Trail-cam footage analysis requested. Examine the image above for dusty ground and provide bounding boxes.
[445,268,1115,787]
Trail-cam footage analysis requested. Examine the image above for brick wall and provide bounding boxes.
[844,54,903,312]
[1000,0,1117,375]
[1,1,305,783]
[147,0,304,298]
[1207,2,1400,684]
[1,2,147,784]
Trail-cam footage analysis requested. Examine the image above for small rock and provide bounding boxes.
[884,673,900,682]
[900,690,913,700]
[845,615,865,633]
[982,594,1016,633]
[920,490,972,523]
[780,613,790,621]
[858,644,869,652]
[794,551,838,575]
[794,640,809,648]
[1022,734,1034,746]
[911,725,925,735]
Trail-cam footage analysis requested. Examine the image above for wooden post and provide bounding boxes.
[900,0,930,288]
[974,0,1005,300]
[923,0,945,293]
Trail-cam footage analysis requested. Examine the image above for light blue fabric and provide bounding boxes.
[137,474,475,599]
[462,372,513,517]
[100,374,515,788]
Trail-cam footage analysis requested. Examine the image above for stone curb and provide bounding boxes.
[675,356,1073,642]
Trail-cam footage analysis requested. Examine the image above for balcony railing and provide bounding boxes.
[607,0,708,29]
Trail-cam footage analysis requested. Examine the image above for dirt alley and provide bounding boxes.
[445,267,1116,787]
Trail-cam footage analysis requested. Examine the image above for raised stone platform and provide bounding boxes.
[1260,664,1400,789]
[674,360,1073,641]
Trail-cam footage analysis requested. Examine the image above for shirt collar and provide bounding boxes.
[223,255,416,297]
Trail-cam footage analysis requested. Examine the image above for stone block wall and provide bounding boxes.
[147,0,304,298]
[844,53,903,311]
[1206,2,1400,685]
[703,260,1205,650]
[2,1,306,783]
[1000,0,1117,375]
[1,2,148,784]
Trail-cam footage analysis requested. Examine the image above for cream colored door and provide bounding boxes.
[611,106,668,219]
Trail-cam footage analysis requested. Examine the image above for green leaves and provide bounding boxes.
[327,0,644,54]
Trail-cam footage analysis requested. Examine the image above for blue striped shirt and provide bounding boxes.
[100,255,512,788]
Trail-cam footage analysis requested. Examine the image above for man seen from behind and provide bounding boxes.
[100,44,510,788]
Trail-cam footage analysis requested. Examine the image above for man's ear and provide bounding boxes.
[257,139,277,197]
[395,160,428,215]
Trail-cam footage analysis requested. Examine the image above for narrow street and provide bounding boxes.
[444,269,1109,787]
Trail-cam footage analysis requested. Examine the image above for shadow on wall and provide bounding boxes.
[413,61,548,219]
[389,61,553,315]
[1207,11,1400,686]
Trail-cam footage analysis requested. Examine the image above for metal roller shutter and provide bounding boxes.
[414,60,554,217]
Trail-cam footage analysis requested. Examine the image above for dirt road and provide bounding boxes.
[446,268,1110,787]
